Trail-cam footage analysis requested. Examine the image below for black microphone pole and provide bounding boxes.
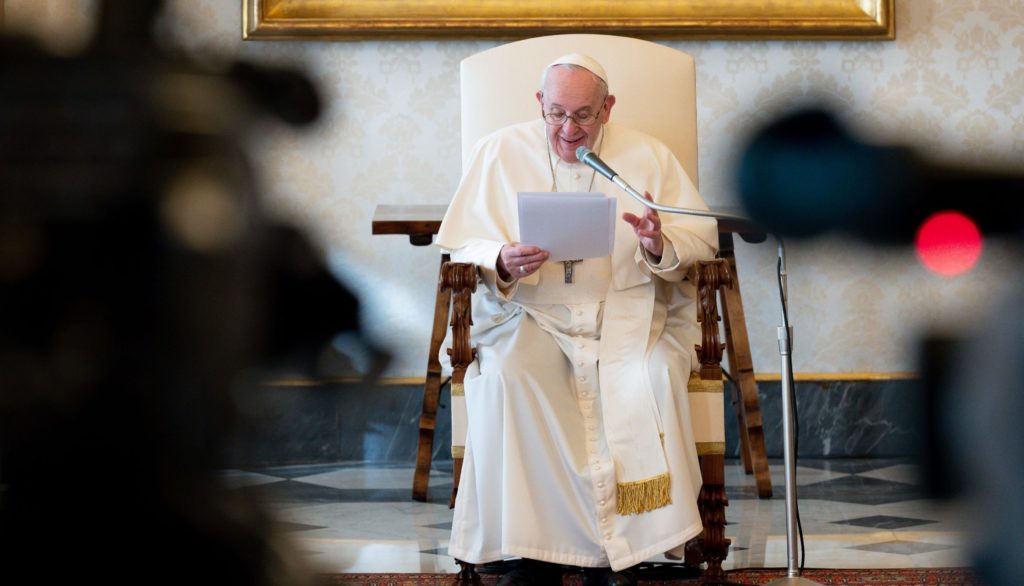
[577,146,818,586]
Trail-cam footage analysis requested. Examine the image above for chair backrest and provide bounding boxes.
[460,34,699,188]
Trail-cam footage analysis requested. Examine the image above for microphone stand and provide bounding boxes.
[577,147,821,585]
[766,237,820,586]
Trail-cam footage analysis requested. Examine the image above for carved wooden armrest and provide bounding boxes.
[439,261,477,381]
[695,259,733,381]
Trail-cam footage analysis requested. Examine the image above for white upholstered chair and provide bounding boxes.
[460,34,699,188]
[442,34,733,583]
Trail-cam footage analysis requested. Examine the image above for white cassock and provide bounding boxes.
[436,119,718,571]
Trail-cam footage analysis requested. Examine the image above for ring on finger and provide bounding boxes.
[518,265,526,274]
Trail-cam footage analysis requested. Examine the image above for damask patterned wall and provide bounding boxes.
[8,1,1023,378]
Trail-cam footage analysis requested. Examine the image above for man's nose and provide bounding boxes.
[561,116,581,131]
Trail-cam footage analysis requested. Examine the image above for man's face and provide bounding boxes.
[536,66,615,164]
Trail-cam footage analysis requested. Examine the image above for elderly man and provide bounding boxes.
[436,53,718,586]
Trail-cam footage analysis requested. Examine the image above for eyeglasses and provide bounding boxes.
[542,107,603,126]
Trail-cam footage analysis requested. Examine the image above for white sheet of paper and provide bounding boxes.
[517,192,616,262]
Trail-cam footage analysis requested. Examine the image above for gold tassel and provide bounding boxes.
[616,473,671,515]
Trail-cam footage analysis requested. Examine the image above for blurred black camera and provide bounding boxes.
[0,1,383,583]
[737,107,1023,244]
[737,105,1024,586]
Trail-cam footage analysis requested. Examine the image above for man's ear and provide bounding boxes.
[601,94,616,123]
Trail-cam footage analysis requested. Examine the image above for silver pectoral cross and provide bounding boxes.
[562,259,583,284]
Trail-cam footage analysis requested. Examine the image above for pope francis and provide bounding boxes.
[436,53,719,586]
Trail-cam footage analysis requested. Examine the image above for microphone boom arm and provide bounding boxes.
[576,146,749,223]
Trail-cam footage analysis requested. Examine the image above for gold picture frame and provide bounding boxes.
[243,0,894,41]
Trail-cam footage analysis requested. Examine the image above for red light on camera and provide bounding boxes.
[914,211,983,277]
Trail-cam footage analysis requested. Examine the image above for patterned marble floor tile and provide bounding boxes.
[291,466,452,490]
[724,462,850,496]
[869,499,965,529]
[856,463,926,485]
[268,501,454,542]
[240,478,454,504]
[849,539,958,556]
[232,460,970,573]
[881,530,968,548]
[832,515,939,530]
[219,469,288,489]
[726,497,910,537]
[908,545,973,569]
[794,458,916,475]
[422,521,453,531]
[242,462,370,480]
[796,474,925,506]
[298,539,457,573]
[761,532,966,570]
[279,520,330,532]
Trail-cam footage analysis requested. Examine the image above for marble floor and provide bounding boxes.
[222,457,973,575]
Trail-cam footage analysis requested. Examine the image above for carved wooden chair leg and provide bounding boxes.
[442,263,481,586]
[415,255,454,502]
[719,233,772,499]
[440,261,476,509]
[687,260,734,583]
[696,453,730,583]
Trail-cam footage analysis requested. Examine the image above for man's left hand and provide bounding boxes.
[622,191,664,259]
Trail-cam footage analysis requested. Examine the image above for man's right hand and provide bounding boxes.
[497,243,549,281]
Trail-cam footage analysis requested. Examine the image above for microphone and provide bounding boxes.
[576,146,618,182]
[575,146,760,236]
[576,146,649,203]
